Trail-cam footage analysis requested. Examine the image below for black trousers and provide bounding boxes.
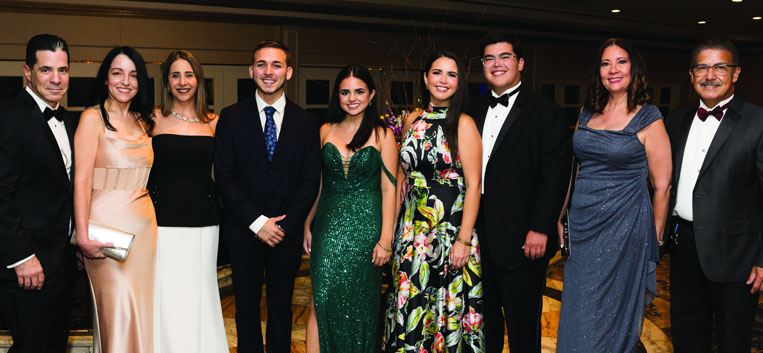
[0,262,73,353]
[228,240,303,353]
[482,246,549,353]
[670,218,759,353]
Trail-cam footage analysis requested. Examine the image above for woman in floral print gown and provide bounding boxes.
[383,51,484,353]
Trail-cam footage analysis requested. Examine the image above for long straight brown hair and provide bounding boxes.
[159,50,213,122]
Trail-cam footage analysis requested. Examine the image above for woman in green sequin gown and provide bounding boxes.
[383,52,485,353]
[303,65,398,353]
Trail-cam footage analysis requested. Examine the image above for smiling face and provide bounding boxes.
[690,48,740,108]
[600,45,632,95]
[23,49,69,107]
[482,42,524,94]
[338,75,375,120]
[424,56,459,107]
[168,58,197,104]
[249,47,293,103]
[106,54,138,104]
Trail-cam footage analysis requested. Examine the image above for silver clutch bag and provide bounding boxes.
[70,221,135,262]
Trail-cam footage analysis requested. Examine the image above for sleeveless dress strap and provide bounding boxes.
[380,159,397,186]
[624,104,662,134]
[578,108,593,128]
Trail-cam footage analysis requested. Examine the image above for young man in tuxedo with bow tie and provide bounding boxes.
[468,32,572,353]
[0,34,76,353]
[667,38,763,353]
[214,39,321,353]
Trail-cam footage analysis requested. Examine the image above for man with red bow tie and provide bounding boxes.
[666,38,763,353]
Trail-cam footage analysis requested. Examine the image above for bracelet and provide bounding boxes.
[455,237,471,246]
[377,242,392,252]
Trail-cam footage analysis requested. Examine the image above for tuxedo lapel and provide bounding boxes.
[21,91,69,183]
[489,88,524,158]
[672,104,697,185]
[698,98,742,179]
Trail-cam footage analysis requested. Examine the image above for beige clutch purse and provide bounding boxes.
[70,221,135,261]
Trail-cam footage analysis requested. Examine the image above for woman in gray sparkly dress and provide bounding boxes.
[556,38,671,353]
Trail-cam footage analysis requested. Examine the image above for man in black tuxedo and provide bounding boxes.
[215,40,321,353]
[469,33,571,353]
[0,34,75,353]
[667,38,763,353]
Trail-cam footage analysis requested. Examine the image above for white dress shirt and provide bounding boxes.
[481,82,521,194]
[673,94,734,221]
[249,90,287,234]
[7,87,72,269]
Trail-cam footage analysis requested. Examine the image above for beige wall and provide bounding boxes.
[0,11,761,107]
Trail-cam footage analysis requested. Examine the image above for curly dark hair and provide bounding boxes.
[584,38,650,114]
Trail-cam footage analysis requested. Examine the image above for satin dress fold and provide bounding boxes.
[83,127,157,353]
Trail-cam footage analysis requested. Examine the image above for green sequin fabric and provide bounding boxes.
[311,142,395,353]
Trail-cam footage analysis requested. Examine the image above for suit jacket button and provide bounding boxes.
[268,169,274,175]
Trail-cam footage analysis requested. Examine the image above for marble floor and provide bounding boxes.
[220,254,683,353]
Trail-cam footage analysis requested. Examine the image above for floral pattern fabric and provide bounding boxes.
[383,108,485,353]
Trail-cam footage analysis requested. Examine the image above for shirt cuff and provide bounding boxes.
[250,215,268,234]
[6,254,35,269]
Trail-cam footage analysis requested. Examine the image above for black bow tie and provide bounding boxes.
[487,86,520,108]
[43,107,64,122]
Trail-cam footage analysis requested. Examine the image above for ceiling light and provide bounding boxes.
[611,9,621,13]
[698,20,707,24]
[754,16,762,20]
[732,0,743,2]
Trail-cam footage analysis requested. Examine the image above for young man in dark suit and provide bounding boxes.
[214,40,321,353]
[469,32,572,353]
[0,34,76,353]
[667,38,763,353]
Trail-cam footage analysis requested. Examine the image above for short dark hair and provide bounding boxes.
[690,38,739,67]
[480,32,524,60]
[251,40,291,66]
[26,34,69,67]
[584,38,650,114]
[89,46,155,134]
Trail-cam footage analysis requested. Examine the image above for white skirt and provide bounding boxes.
[153,225,228,353]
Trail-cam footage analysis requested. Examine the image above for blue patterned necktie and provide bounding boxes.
[263,106,277,161]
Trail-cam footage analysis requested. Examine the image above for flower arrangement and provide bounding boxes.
[381,100,420,147]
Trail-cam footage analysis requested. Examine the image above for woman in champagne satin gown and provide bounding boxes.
[74,46,157,353]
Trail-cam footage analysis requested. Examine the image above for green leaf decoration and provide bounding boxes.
[406,307,425,332]
[418,204,440,227]
[463,268,472,286]
[448,276,464,295]
[469,282,483,298]
[467,259,481,278]
[446,330,462,347]
[420,261,430,288]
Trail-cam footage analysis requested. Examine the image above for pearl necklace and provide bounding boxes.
[170,109,201,123]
